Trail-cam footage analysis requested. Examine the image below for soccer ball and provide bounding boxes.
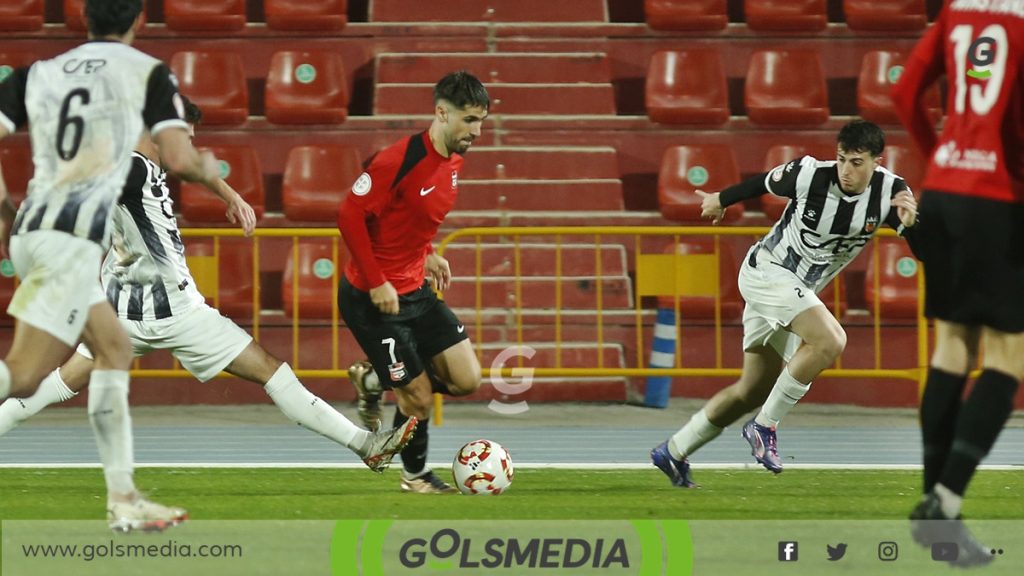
[452,439,514,495]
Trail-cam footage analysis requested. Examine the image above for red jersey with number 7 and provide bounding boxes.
[337,131,463,294]
[891,0,1023,203]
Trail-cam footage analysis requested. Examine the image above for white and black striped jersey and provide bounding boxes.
[0,41,187,247]
[748,155,911,292]
[103,153,204,321]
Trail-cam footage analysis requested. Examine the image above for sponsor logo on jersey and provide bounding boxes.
[353,172,372,196]
[388,361,407,382]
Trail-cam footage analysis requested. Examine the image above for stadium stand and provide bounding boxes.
[282,240,345,319]
[0,143,32,205]
[164,0,247,32]
[881,144,926,193]
[843,0,927,32]
[282,145,362,222]
[170,51,249,126]
[745,50,830,126]
[264,0,349,31]
[658,145,743,223]
[864,238,919,319]
[179,145,266,223]
[644,0,728,32]
[858,50,942,126]
[375,52,612,84]
[62,0,85,31]
[0,0,43,32]
[369,0,609,22]
[374,83,617,115]
[744,0,827,32]
[646,49,730,126]
[265,50,349,125]
[186,239,256,319]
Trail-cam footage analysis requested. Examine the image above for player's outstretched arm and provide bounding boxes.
[152,127,220,186]
[206,178,256,236]
[0,125,15,258]
[696,190,726,225]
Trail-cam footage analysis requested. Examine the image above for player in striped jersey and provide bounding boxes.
[652,120,921,486]
[0,98,417,483]
[0,0,220,532]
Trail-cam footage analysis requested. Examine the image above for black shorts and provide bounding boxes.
[338,277,468,389]
[917,190,1024,333]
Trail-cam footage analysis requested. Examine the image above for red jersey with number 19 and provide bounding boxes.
[891,0,1023,203]
[338,131,463,294]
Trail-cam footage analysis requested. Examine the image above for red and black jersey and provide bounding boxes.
[892,0,1023,203]
[338,131,463,294]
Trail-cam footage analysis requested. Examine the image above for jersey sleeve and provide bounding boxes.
[0,67,30,134]
[344,150,401,216]
[885,178,911,230]
[143,64,188,136]
[891,9,947,158]
[763,156,809,199]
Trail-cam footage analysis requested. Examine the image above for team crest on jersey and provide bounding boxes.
[771,166,784,182]
[388,361,407,382]
[864,216,878,233]
[353,172,372,196]
[451,170,458,189]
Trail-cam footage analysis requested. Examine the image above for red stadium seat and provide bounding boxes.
[170,51,249,126]
[265,51,349,125]
[659,145,743,223]
[843,0,926,32]
[0,143,33,205]
[745,50,829,126]
[264,0,348,31]
[882,144,926,192]
[179,146,265,223]
[283,145,362,222]
[283,240,347,319]
[745,0,826,32]
[186,239,255,319]
[864,238,919,319]
[164,0,245,32]
[644,0,727,32]
[658,238,743,320]
[858,51,943,126]
[0,0,43,32]
[63,0,85,31]
[646,49,729,126]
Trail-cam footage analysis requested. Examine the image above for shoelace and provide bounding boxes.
[765,428,779,456]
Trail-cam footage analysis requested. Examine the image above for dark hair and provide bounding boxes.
[85,0,143,37]
[837,120,885,157]
[433,70,490,110]
[179,94,202,125]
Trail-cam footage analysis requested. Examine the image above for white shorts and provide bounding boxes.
[738,251,824,363]
[7,231,107,347]
[78,303,253,382]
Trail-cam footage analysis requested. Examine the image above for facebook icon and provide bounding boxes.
[778,541,799,561]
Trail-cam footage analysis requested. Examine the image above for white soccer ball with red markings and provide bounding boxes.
[452,439,514,495]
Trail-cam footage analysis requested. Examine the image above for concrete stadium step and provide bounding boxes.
[375,52,612,84]
[374,83,617,115]
[459,146,619,180]
[455,179,624,211]
[442,243,627,277]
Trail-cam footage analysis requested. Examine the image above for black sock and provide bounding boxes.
[939,369,1019,496]
[394,408,429,476]
[920,368,968,493]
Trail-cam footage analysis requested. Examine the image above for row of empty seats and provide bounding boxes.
[647,48,942,126]
[646,0,930,32]
[2,1,931,32]
[658,142,926,222]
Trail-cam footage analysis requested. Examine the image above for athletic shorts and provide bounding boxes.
[338,277,468,389]
[7,231,107,346]
[77,303,253,382]
[738,247,824,362]
[917,190,1024,333]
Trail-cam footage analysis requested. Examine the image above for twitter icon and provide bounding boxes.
[827,543,848,561]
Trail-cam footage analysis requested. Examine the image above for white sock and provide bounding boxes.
[755,366,810,428]
[934,483,963,518]
[88,369,136,496]
[264,363,371,454]
[669,409,723,459]
[0,369,78,436]
[0,360,10,399]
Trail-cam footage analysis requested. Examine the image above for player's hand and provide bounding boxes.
[223,185,256,237]
[370,281,400,315]
[696,190,726,225]
[892,189,918,228]
[424,252,451,292]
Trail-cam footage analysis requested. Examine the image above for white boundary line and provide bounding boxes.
[1,462,1022,471]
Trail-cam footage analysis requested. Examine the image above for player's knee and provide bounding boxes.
[447,364,482,396]
[4,361,49,398]
[816,329,846,362]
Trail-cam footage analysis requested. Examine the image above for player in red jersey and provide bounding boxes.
[892,0,1023,566]
[338,71,488,493]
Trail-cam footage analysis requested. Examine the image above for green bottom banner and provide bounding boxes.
[3,520,1020,575]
